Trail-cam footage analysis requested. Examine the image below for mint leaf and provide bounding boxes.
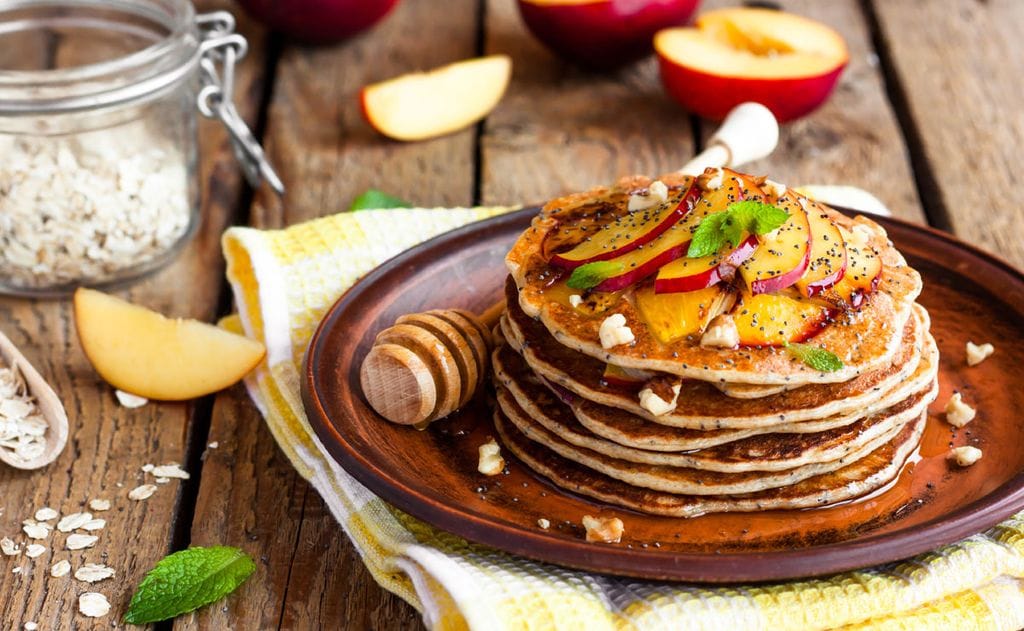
[566,260,624,290]
[124,546,256,625]
[785,342,844,372]
[686,201,790,258]
[349,189,412,211]
[686,212,729,257]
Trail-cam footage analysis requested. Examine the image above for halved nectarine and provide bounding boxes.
[732,292,831,347]
[361,55,512,141]
[654,8,848,121]
[74,289,266,401]
[517,0,699,69]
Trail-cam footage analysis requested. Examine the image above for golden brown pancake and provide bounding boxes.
[502,278,930,429]
[494,408,927,518]
[494,346,937,475]
[494,376,931,494]
[505,174,922,385]
[494,334,939,457]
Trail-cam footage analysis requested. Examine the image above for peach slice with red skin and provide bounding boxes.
[654,234,758,293]
[635,284,732,344]
[732,292,832,347]
[517,0,699,69]
[794,198,847,297]
[739,192,812,295]
[819,225,882,308]
[550,181,700,269]
[654,8,848,121]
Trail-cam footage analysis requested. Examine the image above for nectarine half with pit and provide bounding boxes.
[517,0,699,69]
[655,7,848,121]
[361,55,512,142]
[74,289,266,401]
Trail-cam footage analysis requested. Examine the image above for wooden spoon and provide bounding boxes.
[0,329,69,470]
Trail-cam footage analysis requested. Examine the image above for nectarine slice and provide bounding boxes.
[794,199,847,297]
[635,284,730,344]
[361,55,512,141]
[654,234,758,293]
[74,289,266,401]
[733,292,831,347]
[739,193,812,294]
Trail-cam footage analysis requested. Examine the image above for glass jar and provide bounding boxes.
[0,0,280,296]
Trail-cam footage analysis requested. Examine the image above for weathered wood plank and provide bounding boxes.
[0,1,262,628]
[182,0,481,628]
[699,0,925,224]
[481,0,696,206]
[871,0,1024,262]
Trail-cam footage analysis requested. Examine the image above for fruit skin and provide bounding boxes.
[361,55,512,142]
[73,288,266,401]
[654,234,758,293]
[235,0,400,44]
[517,0,700,69]
[550,181,700,269]
[654,8,848,121]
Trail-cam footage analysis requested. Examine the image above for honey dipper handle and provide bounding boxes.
[678,102,779,176]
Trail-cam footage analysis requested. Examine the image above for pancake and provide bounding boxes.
[502,280,930,428]
[495,346,937,473]
[494,375,929,494]
[505,173,923,385]
[494,408,927,518]
[495,334,939,458]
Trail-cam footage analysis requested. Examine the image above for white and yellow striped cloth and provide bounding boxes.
[222,200,1024,630]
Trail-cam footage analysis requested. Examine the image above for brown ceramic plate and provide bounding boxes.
[302,207,1024,582]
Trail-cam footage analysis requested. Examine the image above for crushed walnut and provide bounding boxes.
[945,392,976,428]
[701,314,739,349]
[965,341,994,367]
[582,515,624,543]
[0,363,47,464]
[477,438,505,476]
[599,314,635,349]
[0,132,191,289]
[949,445,982,467]
[627,180,669,211]
[638,378,681,417]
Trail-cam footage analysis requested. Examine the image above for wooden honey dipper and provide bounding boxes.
[360,301,505,426]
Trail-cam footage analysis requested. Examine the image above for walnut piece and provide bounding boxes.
[582,515,624,543]
[949,445,982,467]
[599,314,635,349]
[627,180,669,211]
[965,341,994,367]
[477,438,505,476]
[945,392,976,428]
[701,314,740,349]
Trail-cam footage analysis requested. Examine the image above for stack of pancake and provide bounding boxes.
[491,169,937,518]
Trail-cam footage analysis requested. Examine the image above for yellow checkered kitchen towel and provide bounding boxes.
[222,200,1024,631]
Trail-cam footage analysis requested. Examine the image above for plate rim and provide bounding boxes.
[302,207,1024,582]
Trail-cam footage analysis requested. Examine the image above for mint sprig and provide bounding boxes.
[124,546,256,625]
[349,189,412,211]
[566,260,624,290]
[785,342,844,372]
[687,201,791,258]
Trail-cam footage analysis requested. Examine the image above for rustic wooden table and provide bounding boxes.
[2,0,1023,628]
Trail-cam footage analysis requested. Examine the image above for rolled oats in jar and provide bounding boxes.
[0,0,279,296]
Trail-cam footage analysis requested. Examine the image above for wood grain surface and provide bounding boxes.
[2,0,1021,628]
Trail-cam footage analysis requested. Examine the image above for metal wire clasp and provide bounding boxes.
[195,12,284,195]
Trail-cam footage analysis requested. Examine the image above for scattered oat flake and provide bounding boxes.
[81,519,106,532]
[12,566,21,574]
[88,499,111,512]
[24,544,45,558]
[75,563,115,583]
[22,521,50,540]
[1,537,20,555]
[65,534,98,550]
[155,477,170,484]
[115,389,148,408]
[33,507,58,521]
[57,512,92,532]
[24,622,37,630]
[141,464,154,473]
[208,441,219,449]
[78,592,111,618]
[150,463,190,479]
[128,484,157,501]
[50,559,71,577]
